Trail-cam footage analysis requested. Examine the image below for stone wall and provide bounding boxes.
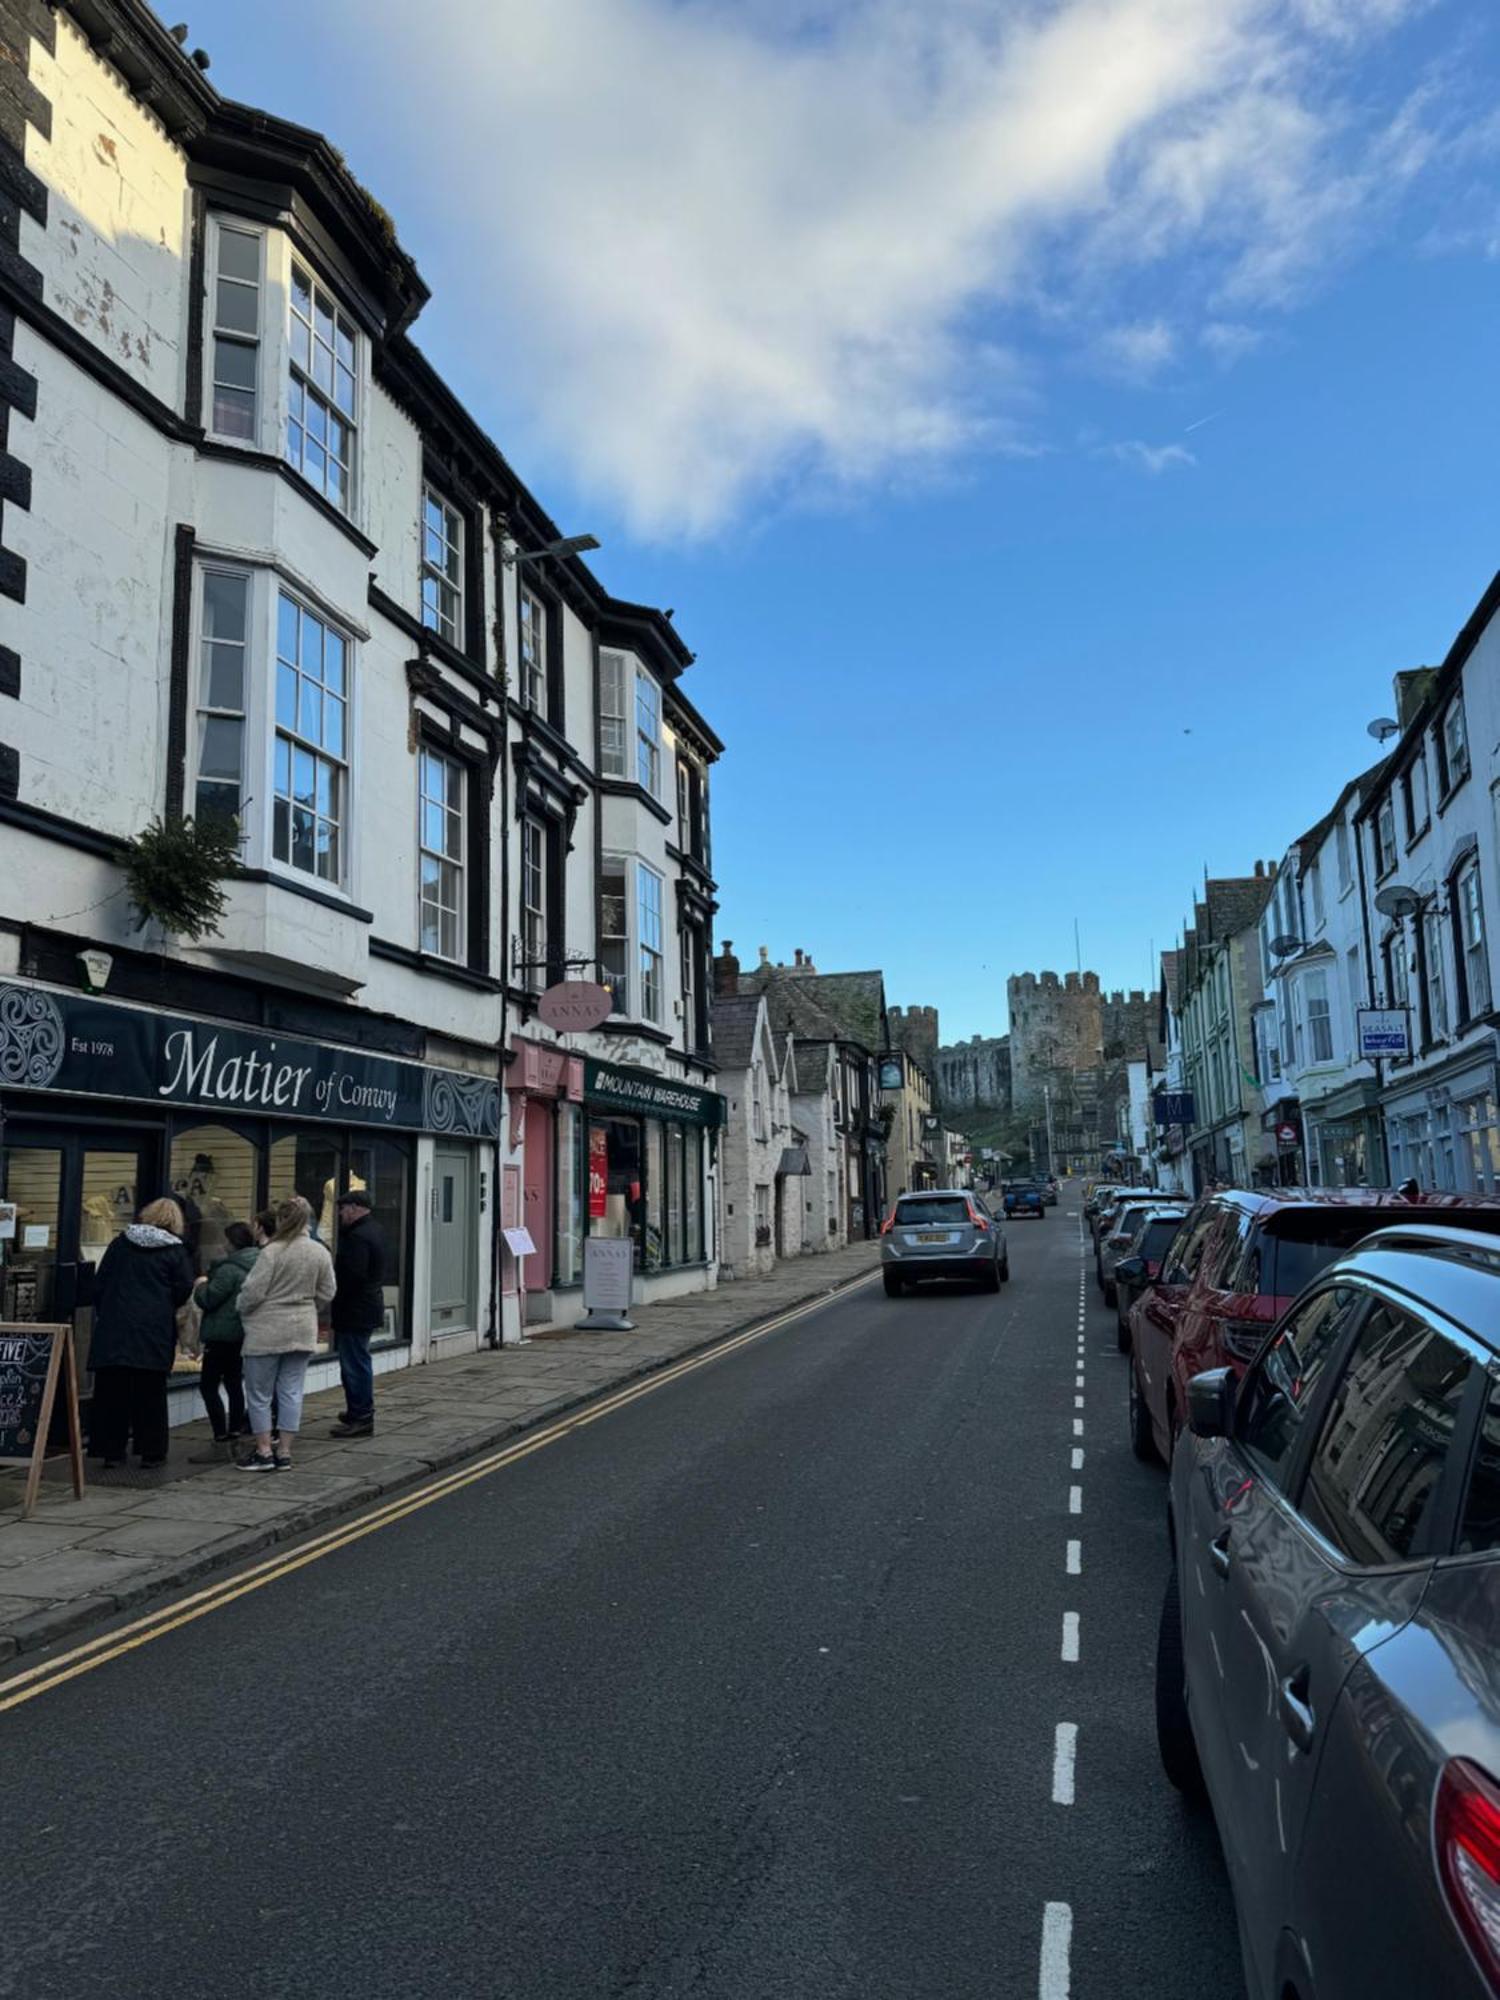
[1007,971,1102,1109]
[936,1034,1010,1113]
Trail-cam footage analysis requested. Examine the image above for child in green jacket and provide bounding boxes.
[191,1221,258,1448]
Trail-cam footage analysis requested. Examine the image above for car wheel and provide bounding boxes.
[1129,1360,1158,1463]
[1102,1280,1117,1307]
[1116,1309,1131,1354]
[999,1257,1010,1283]
[882,1271,904,1298]
[981,1264,1001,1293]
[1155,1568,1206,1799]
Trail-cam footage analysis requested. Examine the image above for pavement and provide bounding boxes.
[0,1238,882,1662]
[0,1204,1245,2000]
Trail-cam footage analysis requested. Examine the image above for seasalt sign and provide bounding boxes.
[0,983,500,1139]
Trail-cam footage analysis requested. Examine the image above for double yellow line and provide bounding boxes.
[0,1270,879,1716]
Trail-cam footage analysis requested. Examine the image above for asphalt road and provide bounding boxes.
[0,1205,1244,2000]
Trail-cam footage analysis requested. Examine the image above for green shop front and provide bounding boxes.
[0,980,501,1416]
[570,1057,724,1313]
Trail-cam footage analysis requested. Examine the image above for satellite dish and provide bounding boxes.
[1367,716,1400,742]
[1269,934,1303,957]
[1375,883,1422,920]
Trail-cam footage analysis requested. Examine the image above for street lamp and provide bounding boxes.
[500,532,600,569]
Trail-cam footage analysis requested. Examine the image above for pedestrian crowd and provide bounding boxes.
[87,1187,387,1474]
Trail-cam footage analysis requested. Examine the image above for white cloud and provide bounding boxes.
[1095,318,1178,378]
[1098,439,1198,474]
[330,0,1437,537]
[1202,320,1267,362]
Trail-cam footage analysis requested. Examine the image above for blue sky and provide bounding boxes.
[184,0,1500,1039]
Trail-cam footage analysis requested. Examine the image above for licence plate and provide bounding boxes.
[916,1231,951,1243]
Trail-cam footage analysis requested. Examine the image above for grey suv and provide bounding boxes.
[881,1190,1008,1296]
[1157,1223,1500,1998]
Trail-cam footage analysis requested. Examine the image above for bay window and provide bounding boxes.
[209,221,261,441]
[420,487,463,645]
[286,261,357,512]
[600,651,628,777]
[1305,968,1333,1063]
[194,569,249,832]
[418,748,465,961]
[601,855,629,1009]
[636,672,661,795]
[274,593,348,885]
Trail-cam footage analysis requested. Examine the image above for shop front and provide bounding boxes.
[507,1036,586,1325]
[569,1058,725,1313]
[1382,1037,1500,1194]
[1303,1079,1386,1188]
[0,980,501,1415]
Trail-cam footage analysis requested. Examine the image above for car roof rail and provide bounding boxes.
[1353,1222,1500,1272]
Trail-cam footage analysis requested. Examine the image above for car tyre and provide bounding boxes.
[1115,1309,1132,1354]
[999,1256,1010,1283]
[1155,1568,1206,1799]
[882,1271,904,1298]
[981,1264,1001,1293]
[1102,1280,1117,1307]
[1129,1359,1157,1463]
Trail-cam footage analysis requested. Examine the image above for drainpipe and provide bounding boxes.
[1352,799,1389,1184]
[487,515,514,1347]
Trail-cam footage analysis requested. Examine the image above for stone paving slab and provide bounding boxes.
[0,1241,879,1662]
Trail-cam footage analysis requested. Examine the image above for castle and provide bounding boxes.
[1007,971,1151,1110]
[935,1035,1011,1113]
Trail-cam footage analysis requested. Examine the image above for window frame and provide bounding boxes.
[1453,857,1491,1024]
[1437,696,1470,798]
[600,851,630,1011]
[285,258,359,515]
[518,584,548,717]
[206,217,263,446]
[1402,754,1430,842]
[1305,966,1334,1065]
[1420,902,1448,1043]
[599,650,629,778]
[272,590,351,890]
[636,671,662,797]
[520,817,548,992]
[419,485,464,648]
[192,564,252,837]
[417,744,466,963]
[637,862,664,1024]
[1375,798,1398,878]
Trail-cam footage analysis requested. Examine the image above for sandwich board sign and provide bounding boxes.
[0,1323,85,1519]
[578,1237,635,1331]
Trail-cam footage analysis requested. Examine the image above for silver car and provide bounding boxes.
[1158,1222,1500,1998]
[1098,1197,1188,1306]
[881,1189,1008,1296]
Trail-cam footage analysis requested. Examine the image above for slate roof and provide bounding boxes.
[1203,873,1276,942]
[710,993,767,1072]
[758,975,847,1043]
[801,971,887,1049]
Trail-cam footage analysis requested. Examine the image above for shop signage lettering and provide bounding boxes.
[0,983,499,1140]
[584,1058,725,1129]
[1357,1007,1411,1060]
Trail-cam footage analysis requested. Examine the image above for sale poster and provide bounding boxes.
[588,1127,608,1218]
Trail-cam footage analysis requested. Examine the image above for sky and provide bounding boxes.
[182,0,1500,1040]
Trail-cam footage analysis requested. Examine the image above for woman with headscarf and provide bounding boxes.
[234,1195,335,1473]
[90,1197,197,1469]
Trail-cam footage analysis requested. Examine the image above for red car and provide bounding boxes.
[1127,1187,1500,1464]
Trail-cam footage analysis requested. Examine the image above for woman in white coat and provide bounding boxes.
[234,1195,335,1472]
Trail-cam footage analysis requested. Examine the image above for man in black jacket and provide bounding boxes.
[328,1188,386,1439]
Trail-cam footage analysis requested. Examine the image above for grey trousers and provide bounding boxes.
[243,1351,311,1437]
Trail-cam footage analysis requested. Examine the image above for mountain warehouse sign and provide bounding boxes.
[0,983,500,1140]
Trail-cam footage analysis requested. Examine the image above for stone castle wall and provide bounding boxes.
[936,1035,1010,1114]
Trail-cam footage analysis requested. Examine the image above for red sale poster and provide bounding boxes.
[588,1126,608,1218]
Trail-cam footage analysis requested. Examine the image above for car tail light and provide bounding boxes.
[880,1213,895,1236]
[966,1202,990,1233]
[1222,1318,1270,1363]
[1437,1759,1500,1986]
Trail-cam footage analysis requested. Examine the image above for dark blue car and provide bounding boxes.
[1003,1180,1046,1220]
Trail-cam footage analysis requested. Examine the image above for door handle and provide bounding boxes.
[1209,1528,1232,1578]
[1279,1668,1316,1754]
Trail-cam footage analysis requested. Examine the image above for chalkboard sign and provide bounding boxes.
[0,1323,84,1518]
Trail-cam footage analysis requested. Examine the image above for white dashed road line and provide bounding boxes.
[1070,1447,1084,1471]
[1052,1723,1077,1805]
[1066,1539,1081,1574]
[1039,1901,1073,1998]
[1061,1611,1080,1662]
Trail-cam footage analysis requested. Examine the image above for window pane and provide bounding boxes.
[290,313,310,372]
[202,571,247,645]
[276,662,297,732]
[293,747,316,808]
[215,280,258,336]
[291,806,315,872]
[217,226,260,283]
[1302,1301,1473,1564]
[1237,1285,1364,1487]
[212,384,256,439]
[291,264,312,319]
[335,363,356,416]
[298,678,323,744]
[198,715,241,782]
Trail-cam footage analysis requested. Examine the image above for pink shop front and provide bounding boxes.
[505,1037,586,1328]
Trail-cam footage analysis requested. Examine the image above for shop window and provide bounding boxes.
[645,1120,665,1270]
[589,1118,644,1268]
[555,1104,583,1286]
[269,1131,344,1245]
[169,1124,261,1274]
[667,1124,685,1264]
[346,1137,411,1342]
[686,1127,703,1263]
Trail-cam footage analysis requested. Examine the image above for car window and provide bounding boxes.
[1140,1218,1182,1263]
[1164,1205,1218,1286]
[1217,1209,1259,1293]
[1236,1284,1365,1487]
[896,1196,969,1226]
[1300,1300,1475,1565]
[1458,1374,1500,1555]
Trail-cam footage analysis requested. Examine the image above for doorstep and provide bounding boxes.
[0,1240,880,1663]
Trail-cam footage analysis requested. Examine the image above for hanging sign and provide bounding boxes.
[537,982,614,1034]
[0,1323,85,1519]
[1358,1007,1412,1060]
[1153,1091,1196,1127]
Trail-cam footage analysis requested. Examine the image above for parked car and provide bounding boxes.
[1127,1187,1500,1467]
[1098,1195,1189,1306]
[1084,1182,1122,1240]
[1003,1180,1046,1220]
[1112,1209,1193,1351]
[1093,1185,1161,1272]
[1157,1222,1500,2000]
[1041,1175,1059,1207]
[880,1189,1009,1295]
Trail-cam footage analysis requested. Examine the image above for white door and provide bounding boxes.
[430,1147,477,1336]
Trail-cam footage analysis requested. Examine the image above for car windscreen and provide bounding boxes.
[1140,1218,1181,1262]
[1259,1207,1500,1296]
[897,1197,970,1226]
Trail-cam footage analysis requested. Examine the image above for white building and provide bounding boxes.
[1356,602,1500,1192]
[0,2,725,1409]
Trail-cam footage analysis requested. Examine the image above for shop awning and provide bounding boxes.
[777,1146,812,1177]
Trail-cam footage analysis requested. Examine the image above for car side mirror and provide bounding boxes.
[1115,1256,1145,1284]
[1186,1367,1235,1439]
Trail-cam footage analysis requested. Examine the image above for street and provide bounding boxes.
[0,1204,1243,2000]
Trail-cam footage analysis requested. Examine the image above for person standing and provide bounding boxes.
[187,1220,258,1458]
[235,1195,335,1473]
[328,1188,386,1439]
[89,1198,197,1469]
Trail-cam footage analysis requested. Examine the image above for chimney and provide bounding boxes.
[794,948,804,967]
[714,940,740,998]
[1254,859,1264,877]
[1394,666,1437,730]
